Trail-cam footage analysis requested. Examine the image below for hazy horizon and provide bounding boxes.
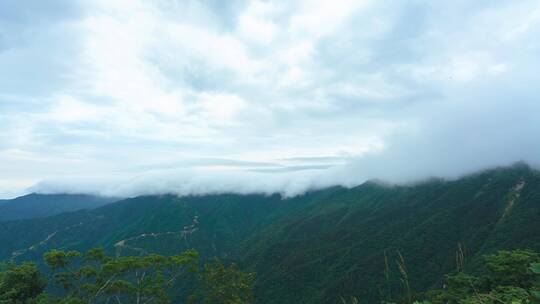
[1,1,539,199]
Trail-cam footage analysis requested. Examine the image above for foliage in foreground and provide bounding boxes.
[420,249,540,304]
[0,248,254,304]
[339,249,540,304]
[5,248,540,304]
[0,262,46,304]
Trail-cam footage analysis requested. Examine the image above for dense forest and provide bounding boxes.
[1,163,540,303]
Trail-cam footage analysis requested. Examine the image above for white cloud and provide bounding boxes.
[0,0,539,198]
[237,1,280,44]
[289,0,371,38]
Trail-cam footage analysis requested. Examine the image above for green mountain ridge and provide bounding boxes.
[1,163,539,303]
[0,193,119,222]
[245,164,540,302]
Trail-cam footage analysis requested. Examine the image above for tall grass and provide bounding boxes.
[456,242,465,272]
[396,251,412,304]
[384,249,392,302]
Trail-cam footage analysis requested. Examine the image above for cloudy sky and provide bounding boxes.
[1,0,539,198]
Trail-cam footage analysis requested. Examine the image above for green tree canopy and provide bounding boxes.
[2,248,256,304]
[0,262,47,304]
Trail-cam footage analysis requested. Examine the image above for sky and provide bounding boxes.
[1,0,539,198]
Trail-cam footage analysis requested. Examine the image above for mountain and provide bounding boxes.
[0,193,119,222]
[245,163,540,303]
[0,163,539,303]
[0,191,326,261]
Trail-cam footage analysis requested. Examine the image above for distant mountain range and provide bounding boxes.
[0,193,119,221]
[0,163,539,303]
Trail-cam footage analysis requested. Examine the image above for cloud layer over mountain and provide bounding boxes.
[1,0,539,198]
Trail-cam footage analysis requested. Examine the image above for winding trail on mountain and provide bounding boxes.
[114,215,199,256]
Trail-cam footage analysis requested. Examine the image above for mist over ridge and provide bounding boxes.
[27,161,539,199]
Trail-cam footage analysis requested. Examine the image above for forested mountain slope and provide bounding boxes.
[244,163,540,303]
[0,191,335,261]
[1,163,539,303]
[0,193,119,222]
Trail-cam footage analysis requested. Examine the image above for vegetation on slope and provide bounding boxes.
[420,249,540,303]
[0,164,539,303]
[0,194,119,222]
[243,163,540,303]
[339,249,540,303]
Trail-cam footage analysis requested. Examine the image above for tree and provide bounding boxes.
[197,260,255,304]
[2,248,256,304]
[423,249,540,304]
[483,249,540,288]
[0,262,47,304]
[43,248,199,304]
